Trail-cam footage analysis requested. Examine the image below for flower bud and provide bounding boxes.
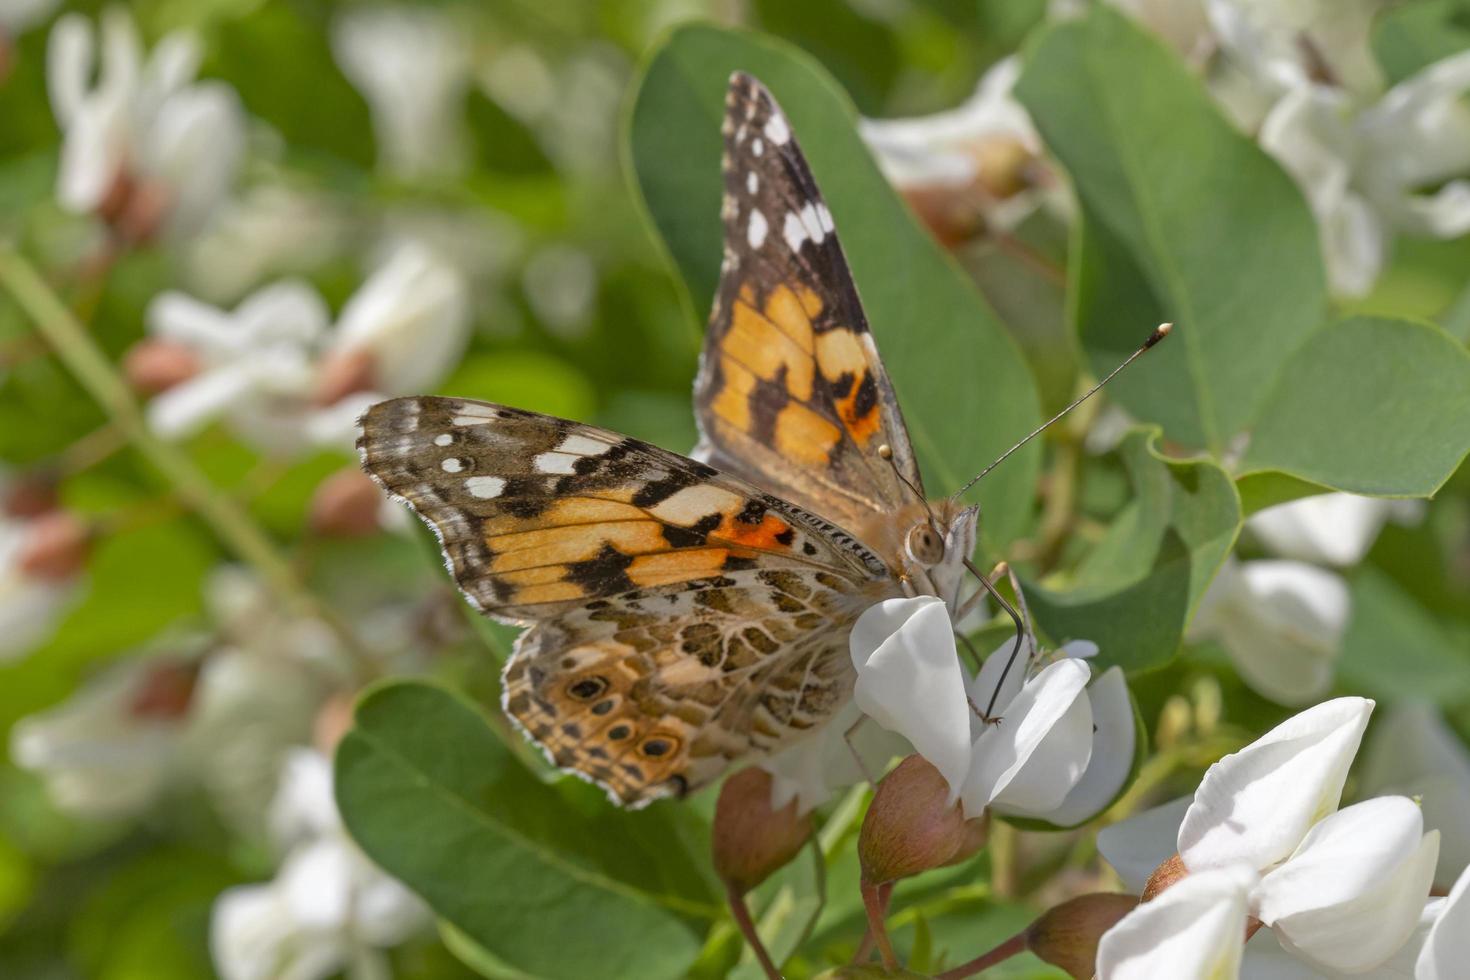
[859,754,984,884]
[309,467,385,537]
[313,347,378,406]
[970,133,1036,200]
[124,338,203,394]
[900,185,983,249]
[712,766,813,894]
[1025,892,1137,979]
[16,511,91,581]
[1141,853,1188,901]
[3,472,59,518]
[314,692,357,754]
[128,659,201,720]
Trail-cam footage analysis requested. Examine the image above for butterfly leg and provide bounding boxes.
[843,715,878,789]
[962,558,1028,724]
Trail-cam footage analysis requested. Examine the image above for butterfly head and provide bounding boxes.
[900,498,979,609]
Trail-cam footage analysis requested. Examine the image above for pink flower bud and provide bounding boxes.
[1025,893,1138,979]
[712,767,813,895]
[859,754,985,884]
[16,511,91,581]
[3,472,59,519]
[124,339,202,394]
[128,659,201,720]
[309,467,385,537]
[313,348,378,406]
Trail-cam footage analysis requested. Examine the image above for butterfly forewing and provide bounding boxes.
[358,395,896,805]
[694,72,923,535]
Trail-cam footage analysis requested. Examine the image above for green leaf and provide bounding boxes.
[628,24,1043,547]
[1017,7,1327,454]
[1338,567,1470,705]
[1372,0,1470,85]
[1027,429,1241,673]
[1240,317,1470,497]
[335,681,719,980]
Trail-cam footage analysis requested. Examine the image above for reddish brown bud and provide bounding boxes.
[1025,893,1138,979]
[1141,853,1189,901]
[124,338,203,394]
[3,472,59,518]
[712,767,813,894]
[901,185,984,249]
[859,754,985,884]
[128,659,201,720]
[309,467,385,537]
[16,511,91,581]
[970,134,1036,201]
[313,348,378,406]
[314,692,357,754]
[97,169,169,244]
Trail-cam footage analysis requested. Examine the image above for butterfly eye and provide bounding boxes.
[905,523,946,566]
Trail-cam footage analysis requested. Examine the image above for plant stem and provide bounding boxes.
[726,882,782,980]
[0,246,309,618]
[989,820,1018,899]
[933,930,1027,980]
[860,879,899,970]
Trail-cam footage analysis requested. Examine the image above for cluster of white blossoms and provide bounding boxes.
[1190,491,1420,704]
[763,594,1133,827]
[1096,697,1470,979]
[0,475,87,663]
[127,241,469,456]
[867,0,1470,298]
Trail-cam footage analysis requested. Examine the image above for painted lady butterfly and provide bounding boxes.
[359,73,1011,807]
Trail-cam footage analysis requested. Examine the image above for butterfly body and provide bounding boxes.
[359,72,979,807]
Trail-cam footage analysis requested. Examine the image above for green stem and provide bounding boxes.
[0,246,312,620]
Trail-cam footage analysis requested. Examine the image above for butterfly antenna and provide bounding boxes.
[878,443,938,525]
[950,323,1172,502]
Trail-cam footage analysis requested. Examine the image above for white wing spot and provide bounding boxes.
[433,434,453,447]
[452,415,493,427]
[783,211,808,253]
[441,458,463,473]
[533,451,579,475]
[747,209,768,249]
[764,113,790,145]
[746,172,758,195]
[752,138,764,157]
[465,476,506,499]
[816,203,834,233]
[557,434,609,456]
[799,203,826,244]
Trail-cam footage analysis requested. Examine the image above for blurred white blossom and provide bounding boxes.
[185,185,348,303]
[1260,50,1470,297]
[0,0,58,37]
[47,7,244,238]
[10,655,198,819]
[332,5,472,178]
[0,507,85,663]
[861,58,1058,239]
[211,749,430,980]
[523,244,598,338]
[138,242,467,455]
[1247,492,1421,567]
[1189,557,1349,705]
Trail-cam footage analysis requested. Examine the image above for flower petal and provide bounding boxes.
[1257,797,1439,974]
[960,658,1090,818]
[1246,493,1398,567]
[1419,863,1470,980]
[1096,863,1258,980]
[1042,667,1137,827]
[1179,697,1372,872]
[851,597,971,801]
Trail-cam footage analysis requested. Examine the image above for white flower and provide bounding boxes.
[844,596,1133,823]
[1103,698,1441,976]
[1189,557,1349,705]
[0,512,81,662]
[143,279,329,443]
[1097,864,1259,980]
[184,185,347,302]
[46,7,244,236]
[9,655,197,819]
[759,700,910,816]
[1360,703,1470,890]
[1259,50,1470,297]
[325,240,470,396]
[331,5,471,178]
[210,749,430,980]
[1418,862,1470,980]
[1247,493,1421,567]
[860,57,1057,235]
[0,0,59,36]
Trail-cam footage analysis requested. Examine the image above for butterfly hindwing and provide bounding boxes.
[694,72,923,535]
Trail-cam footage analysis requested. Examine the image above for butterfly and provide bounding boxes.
[359,72,983,808]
